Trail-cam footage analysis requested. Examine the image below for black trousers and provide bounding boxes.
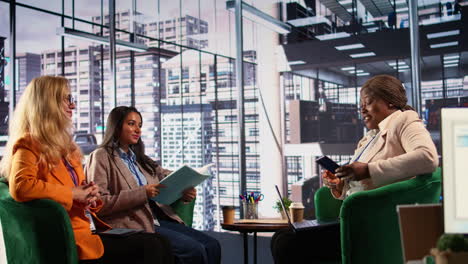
[80,232,175,264]
[270,224,341,264]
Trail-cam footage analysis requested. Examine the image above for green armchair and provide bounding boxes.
[314,168,442,264]
[171,198,196,227]
[0,179,195,264]
[0,179,78,264]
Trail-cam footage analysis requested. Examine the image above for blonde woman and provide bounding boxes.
[0,76,174,264]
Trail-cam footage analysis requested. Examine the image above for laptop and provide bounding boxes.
[275,185,339,232]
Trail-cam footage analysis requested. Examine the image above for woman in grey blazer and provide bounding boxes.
[85,106,221,264]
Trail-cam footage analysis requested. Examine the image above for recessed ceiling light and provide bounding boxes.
[395,0,406,4]
[339,0,352,5]
[356,72,370,76]
[430,41,458,49]
[349,52,376,58]
[444,63,458,68]
[388,61,407,66]
[288,60,306,65]
[335,43,365,50]
[341,66,355,71]
[396,7,408,12]
[316,32,350,41]
[444,59,459,64]
[444,55,459,60]
[427,30,460,39]
[394,65,410,69]
[348,70,364,74]
[398,69,409,72]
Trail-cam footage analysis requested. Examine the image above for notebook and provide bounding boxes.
[99,228,144,237]
[274,185,339,232]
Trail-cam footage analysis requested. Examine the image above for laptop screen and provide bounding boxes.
[275,185,293,225]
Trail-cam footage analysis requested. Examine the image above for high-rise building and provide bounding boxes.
[92,11,208,52]
[15,52,41,103]
[0,36,8,136]
[162,50,260,228]
[107,49,174,160]
[92,10,146,44]
[145,15,208,51]
[160,104,215,230]
[0,51,41,137]
[42,46,102,134]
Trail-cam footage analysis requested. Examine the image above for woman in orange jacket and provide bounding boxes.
[0,75,174,264]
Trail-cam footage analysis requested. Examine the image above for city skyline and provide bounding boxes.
[0,8,265,229]
[0,1,262,58]
[1,0,466,232]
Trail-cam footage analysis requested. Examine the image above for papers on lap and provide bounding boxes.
[151,164,212,205]
[99,228,143,237]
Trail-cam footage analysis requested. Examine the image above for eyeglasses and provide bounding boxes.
[64,94,76,105]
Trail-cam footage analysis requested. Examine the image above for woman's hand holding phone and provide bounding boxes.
[322,170,344,197]
[335,162,370,181]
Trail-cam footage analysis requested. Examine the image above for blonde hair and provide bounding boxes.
[0,76,81,179]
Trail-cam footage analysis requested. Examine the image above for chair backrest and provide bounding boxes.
[340,168,442,264]
[0,179,78,264]
[314,186,342,222]
[171,198,196,227]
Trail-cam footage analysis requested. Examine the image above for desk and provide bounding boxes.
[221,222,288,264]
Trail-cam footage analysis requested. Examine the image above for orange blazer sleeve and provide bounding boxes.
[9,147,74,211]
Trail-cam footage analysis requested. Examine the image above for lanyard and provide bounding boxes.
[63,158,78,186]
[352,132,379,163]
[63,158,96,233]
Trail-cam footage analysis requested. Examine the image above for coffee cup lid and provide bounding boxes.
[290,202,305,209]
[222,205,235,209]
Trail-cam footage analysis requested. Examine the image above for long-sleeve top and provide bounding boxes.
[334,110,439,199]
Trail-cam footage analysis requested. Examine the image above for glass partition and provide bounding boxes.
[4,0,467,229]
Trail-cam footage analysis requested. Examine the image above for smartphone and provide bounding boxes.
[316,156,340,174]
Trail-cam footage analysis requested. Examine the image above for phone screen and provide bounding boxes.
[316,156,340,174]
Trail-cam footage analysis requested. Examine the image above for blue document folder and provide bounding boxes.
[151,165,211,205]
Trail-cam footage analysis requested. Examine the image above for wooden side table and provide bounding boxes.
[221,221,289,264]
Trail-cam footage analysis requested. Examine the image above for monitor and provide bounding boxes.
[441,108,468,234]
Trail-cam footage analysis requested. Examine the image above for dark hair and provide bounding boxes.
[360,74,414,111]
[100,106,157,174]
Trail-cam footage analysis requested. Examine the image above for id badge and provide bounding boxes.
[84,210,97,234]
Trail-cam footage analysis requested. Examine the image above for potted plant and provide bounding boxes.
[430,234,468,264]
[273,197,292,219]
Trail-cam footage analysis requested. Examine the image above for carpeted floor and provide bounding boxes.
[203,231,275,264]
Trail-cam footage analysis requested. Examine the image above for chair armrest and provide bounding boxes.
[0,181,78,264]
[171,198,196,227]
[314,186,343,222]
[339,168,441,264]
